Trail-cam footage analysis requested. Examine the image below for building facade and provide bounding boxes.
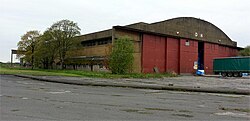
[71,17,240,74]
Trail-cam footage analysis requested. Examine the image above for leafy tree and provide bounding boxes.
[48,20,81,69]
[109,37,134,74]
[239,45,250,56]
[34,30,58,69]
[17,30,40,69]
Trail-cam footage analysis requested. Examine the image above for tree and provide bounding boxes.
[34,30,58,69]
[239,45,250,56]
[109,37,134,74]
[17,30,40,69]
[48,20,81,69]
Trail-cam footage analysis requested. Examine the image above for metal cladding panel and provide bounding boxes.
[143,34,200,74]
[142,34,165,73]
[218,45,238,57]
[142,34,181,74]
[204,43,238,74]
[204,43,219,74]
[179,39,198,74]
[166,38,180,73]
[142,34,239,74]
[155,36,166,72]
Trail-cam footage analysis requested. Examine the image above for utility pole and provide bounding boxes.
[11,50,13,67]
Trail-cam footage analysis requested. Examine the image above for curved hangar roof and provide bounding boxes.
[124,17,237,47]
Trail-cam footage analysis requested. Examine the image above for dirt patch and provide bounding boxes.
[145,108,174,112]
[179,110,192,113]
[11,109,20,112]
[111,94,123,97]
[172,113,194,118]
[121,109,153,114]
[219,107,250,113]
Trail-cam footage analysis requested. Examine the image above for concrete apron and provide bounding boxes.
[13,74,250,95]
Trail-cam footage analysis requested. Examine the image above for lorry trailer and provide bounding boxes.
[213,56,250,77]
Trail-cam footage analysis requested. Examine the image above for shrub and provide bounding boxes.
[109,37,134,74]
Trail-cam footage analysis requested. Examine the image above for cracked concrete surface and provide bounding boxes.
[1,75,250,120]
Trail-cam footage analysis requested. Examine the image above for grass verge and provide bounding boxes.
[0,66,176,79]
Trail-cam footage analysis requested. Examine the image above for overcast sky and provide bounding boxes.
[0,0,249,62]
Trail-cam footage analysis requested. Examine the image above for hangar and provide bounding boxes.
[71,17,239,74]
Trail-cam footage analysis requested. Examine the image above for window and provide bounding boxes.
[97,39,112,45]
[81,41,93,47]
[185,40,190,46]
[81,37,112,47]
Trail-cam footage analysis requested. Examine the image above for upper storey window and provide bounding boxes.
[81,37,112,47]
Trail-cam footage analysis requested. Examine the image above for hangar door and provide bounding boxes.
[142,34,180,73]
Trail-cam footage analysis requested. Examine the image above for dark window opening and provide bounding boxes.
[81,37,112,47]
[97,39,112,45]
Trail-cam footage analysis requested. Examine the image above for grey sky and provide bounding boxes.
[1,0,249,62]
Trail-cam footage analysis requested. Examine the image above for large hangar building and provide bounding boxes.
[72,17,240,74]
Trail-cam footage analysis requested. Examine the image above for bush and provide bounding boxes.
[239,46,250,56]
[109,37,134,74]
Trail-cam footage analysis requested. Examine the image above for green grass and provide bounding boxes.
[0,66,176,79]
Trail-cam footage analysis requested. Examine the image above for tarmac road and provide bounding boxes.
[1,75,250,120]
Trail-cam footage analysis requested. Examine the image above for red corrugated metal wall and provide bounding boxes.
[204,43,218,74]
[142,34,238,74]
[142,34,166,73]
[166,38,180,73]
[204,43,238,74]
[142,34,180,73]
[179,39,198,74]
